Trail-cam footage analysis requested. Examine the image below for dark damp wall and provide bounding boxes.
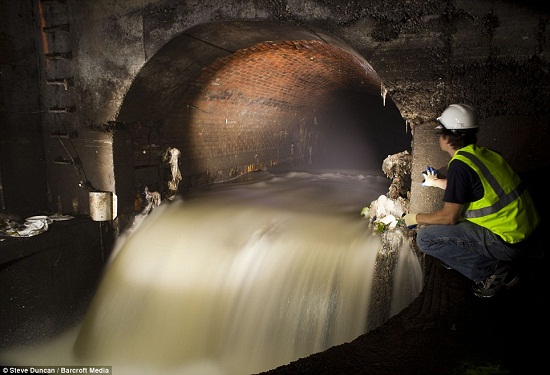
[1,0,549,219]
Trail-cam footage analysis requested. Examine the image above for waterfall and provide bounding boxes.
[0,170,423,375]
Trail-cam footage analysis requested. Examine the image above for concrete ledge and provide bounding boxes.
[0,217,113,350]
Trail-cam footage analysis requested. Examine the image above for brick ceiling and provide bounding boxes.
[195,40,381,112]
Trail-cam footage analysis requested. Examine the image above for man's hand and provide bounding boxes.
[403,213,418,228]
[421,166,438,187]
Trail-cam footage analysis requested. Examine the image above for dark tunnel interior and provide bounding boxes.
[319,87,409,170]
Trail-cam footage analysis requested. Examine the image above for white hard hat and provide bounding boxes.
[436,104,478,130]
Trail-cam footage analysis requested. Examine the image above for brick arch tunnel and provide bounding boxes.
[113,21,411,221]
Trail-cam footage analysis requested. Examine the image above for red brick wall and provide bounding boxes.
[163,40,378,181]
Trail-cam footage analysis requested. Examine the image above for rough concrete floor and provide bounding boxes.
[262,249,548,375]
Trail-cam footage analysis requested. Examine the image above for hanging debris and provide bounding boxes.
[382,150,412,200]
[164,147,182,198]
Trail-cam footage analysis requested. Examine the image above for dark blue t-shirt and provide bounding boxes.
[443,159,484,204]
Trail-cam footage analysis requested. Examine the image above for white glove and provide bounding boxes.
[421,166,438,187]
[403,213,418,228]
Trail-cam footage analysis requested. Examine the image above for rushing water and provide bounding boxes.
[0,169,423,375]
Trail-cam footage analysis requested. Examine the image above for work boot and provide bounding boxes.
[472,266,519,298]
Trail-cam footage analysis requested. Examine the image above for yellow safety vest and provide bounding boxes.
[451,145,540,244]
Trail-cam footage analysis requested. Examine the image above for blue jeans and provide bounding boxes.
[415,221,517,283]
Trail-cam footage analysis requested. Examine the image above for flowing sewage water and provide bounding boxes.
[0,169,423,375]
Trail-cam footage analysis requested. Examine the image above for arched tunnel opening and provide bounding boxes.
[0,21,420,374]
[112,21,411,223]
[70,21,416,373]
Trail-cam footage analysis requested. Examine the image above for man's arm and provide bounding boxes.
[429,178,447,190]
[416,202,463,225]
